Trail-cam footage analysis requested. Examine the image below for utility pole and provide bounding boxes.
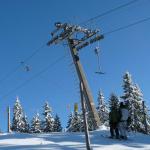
[67,38,100,129]
[80,81,92,150]
[7,106,11,133]
[47,22,104,129]
[142,101,148,134]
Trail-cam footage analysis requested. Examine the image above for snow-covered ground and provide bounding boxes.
[0,127,150,150]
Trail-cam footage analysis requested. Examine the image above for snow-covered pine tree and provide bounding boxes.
[71,111,82,132]
[21,114,30,133]
[132,84,150,133]
[109,93,119,111]
[78,112,85,132]
[42,102,54,132]
[53,114,62,132]
[121,72,135,130]
[30,113,41,133]
[11,97,24,132]
[145,109,150,134]
[97,90,109,125]
[66,111,83,132]
[66,112,74,132]
[132,84,144,131]
[121,72,134,107]
[121,72,150,133]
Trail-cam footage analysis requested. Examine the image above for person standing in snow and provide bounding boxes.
[118,102,129,140]
[109,107,120,139]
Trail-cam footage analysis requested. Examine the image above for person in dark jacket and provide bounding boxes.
[109,108,120,139]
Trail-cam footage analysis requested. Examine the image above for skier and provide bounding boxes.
[118,102,129,140]
[109,107,120,139]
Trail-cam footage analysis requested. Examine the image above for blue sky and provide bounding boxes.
[0,0,150,132]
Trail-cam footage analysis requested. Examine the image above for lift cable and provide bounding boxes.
[103,17,150,36]
[1,54,66,99]
[0,0,142,85]
[1,16,150,99]
[0,43,46,84]
[80,0,140,25]
[94,16,150,74]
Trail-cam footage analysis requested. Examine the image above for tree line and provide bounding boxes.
[66,71,150,134]
[11,100,62,133]
[11,71,150,134]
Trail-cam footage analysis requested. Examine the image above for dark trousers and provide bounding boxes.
[110,122,119,137]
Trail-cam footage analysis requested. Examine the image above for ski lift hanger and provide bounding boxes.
[94,45,105,75]
[20,61,31,72]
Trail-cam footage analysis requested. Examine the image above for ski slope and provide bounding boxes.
[0,127,150,150]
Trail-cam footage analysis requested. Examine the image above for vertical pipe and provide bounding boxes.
[80,82,92,150]
[7,106,11,133]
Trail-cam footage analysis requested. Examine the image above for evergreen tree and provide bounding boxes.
[66,112,74,132]
[121,72,135,130]
[21,114,30,133]
[131,84,143,131]
[144,103,150,133]
[78,112,85,132]
[53,114,62,132]
[71,111,82,132]
[97,90,109,125]
[42,102,54,132]
[66,111,83,132]
[121,72,150,133]
[131,84,150,133]
[30,113,41,133]
[121,72,134,108]
[109,93,119,111]
[11,97,24,132]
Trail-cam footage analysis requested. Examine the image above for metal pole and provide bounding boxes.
[80,82,92,150]
[142,101,148,134]
[7,106,11,133]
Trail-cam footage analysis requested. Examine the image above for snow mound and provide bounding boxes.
[97,125,109,131]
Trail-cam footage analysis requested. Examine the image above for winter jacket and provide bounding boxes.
[119,106,129,122]
[109,109,120,124]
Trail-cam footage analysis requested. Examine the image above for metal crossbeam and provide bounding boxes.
[47,22,103,49]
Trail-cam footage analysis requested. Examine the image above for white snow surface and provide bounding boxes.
[0,126,150,150]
